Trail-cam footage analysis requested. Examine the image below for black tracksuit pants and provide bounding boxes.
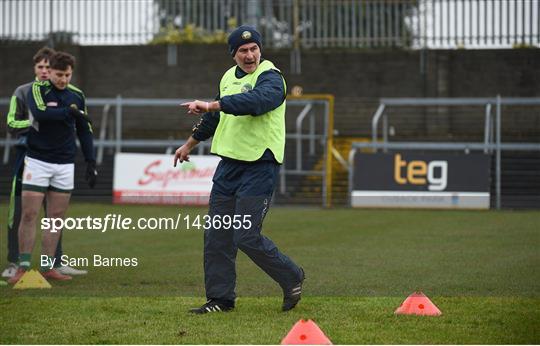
[204,158,302,304]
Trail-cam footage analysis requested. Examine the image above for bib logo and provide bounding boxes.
[241,83,253,93]
[394,154,448,191]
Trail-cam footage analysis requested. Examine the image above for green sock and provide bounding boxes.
[40,256,54,272]
[19,253,31,270]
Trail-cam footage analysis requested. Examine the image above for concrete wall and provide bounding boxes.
[1,44,539,140]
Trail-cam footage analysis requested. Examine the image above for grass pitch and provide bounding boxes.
[1,203,539,344]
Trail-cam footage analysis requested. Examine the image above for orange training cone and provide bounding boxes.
[281,319,332,345]
[395,291,442,316]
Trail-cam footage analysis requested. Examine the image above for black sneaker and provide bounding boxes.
[282,267,305,311]
[189,300,234,314]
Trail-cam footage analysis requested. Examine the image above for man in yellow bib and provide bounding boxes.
[176,25,304,314]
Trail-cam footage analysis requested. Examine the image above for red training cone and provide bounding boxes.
[394,291,442,316]
[281,319,332,345]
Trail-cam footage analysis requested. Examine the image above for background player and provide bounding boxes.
[8,51,97,284]
[3,47,89,278]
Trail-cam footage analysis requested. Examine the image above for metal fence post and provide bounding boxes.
[246,0,260,27]
[295,103,313,171]
[115,94,122,153]
[348,148,357,207]
[309,113,315,155]
[382,113,388,153]
[371,103,386,147]
[496,94,502,210]
[324,96,334,208]
[483,103,492,154]
[2,132,11,165]
[97,103,111,165]
[48,0,54,47]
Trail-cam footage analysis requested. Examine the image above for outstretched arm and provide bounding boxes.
[180,70,285,117]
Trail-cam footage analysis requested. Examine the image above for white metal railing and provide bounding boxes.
[1,0,538,49]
